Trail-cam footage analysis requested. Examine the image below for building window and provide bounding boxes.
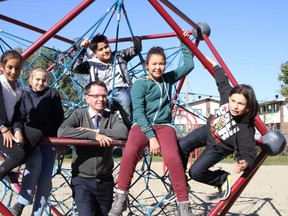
[274,103,279,112]
[259,106,264,114]
[266,104,272,113]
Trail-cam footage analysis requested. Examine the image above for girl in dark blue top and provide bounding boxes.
[11,66,64,216]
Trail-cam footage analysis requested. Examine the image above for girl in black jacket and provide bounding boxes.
[0,50,27,181]
[179,57,259,201]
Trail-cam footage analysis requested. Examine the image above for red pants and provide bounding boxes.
[117,125,188,202]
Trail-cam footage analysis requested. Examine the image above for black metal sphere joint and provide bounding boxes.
[192,22,211,40]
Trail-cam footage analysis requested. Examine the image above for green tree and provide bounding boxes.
[278,61,288,97]
[16,46,87,116]
[17,46,58,86]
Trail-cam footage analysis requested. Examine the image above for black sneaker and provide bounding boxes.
[10,203,24,216]
[4,171,21,193]
[218,173,231,200]
[163,191,176,203]
[4,171,19,184]
[163,184,191,204]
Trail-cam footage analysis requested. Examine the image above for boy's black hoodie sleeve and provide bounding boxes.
[214,65,232,105]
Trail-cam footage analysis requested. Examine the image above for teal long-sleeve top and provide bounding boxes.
[131,43,194,139]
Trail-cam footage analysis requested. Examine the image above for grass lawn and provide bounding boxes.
[221,155,288,165]
[110,154,288,165]
[63,147,288,165]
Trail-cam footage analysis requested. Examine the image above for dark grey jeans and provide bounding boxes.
[178,125,229,187]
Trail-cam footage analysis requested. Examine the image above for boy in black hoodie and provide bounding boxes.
[179,57,259,200]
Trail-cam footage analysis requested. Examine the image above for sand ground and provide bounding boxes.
[1,162,287,216]
[119,162,288,216]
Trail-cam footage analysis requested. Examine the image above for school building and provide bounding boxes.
[176,96,288,137]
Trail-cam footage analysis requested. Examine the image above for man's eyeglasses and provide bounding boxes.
[87,94,107,99]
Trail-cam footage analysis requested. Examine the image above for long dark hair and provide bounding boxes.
[0,50,23,65]
[230,84,259,119]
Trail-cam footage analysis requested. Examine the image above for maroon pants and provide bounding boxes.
[117,125,188,202]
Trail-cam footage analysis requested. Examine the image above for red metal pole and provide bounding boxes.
[148,0,215,110]
[172,40,199,102]
[202,37,268,214]
[221,152,267,215]
[148,0,214,75]
[159,0,201,31]
[209,150,268,216]
[45,30,193,72]
[0,203,13,216]
[108,30,192,43]
[203,34,238,85]
[201,27,268,215]
[148,2,269,216]
[149,0,267,134]
[253,115,268,135]
[22,0,95,61]
[202,34,268,135]
[41,137,126,147]
[149,0,213,66]
[0,14,74,44]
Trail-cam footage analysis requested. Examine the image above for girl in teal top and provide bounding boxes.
[109,30,194,216]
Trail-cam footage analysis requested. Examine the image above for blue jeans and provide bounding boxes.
[71,175,114,216]
[178,125,229,187]
[109,87,132,128]
[17,145,56,216]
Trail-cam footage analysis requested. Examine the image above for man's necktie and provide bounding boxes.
[93,115,101,129]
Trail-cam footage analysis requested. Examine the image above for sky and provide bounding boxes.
[0,0,287,102]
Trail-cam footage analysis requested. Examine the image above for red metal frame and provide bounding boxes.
[0,13,193,45]
[0,138,126,216]
[1,0,273,215]
[148,0,214,73]
[41,137,126,147]
[209,146,267,216]
[173,107,200,166]
[148,1,270,215]
[21,0,95,61]
[0,14,74,44]
[0,202,13,216]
